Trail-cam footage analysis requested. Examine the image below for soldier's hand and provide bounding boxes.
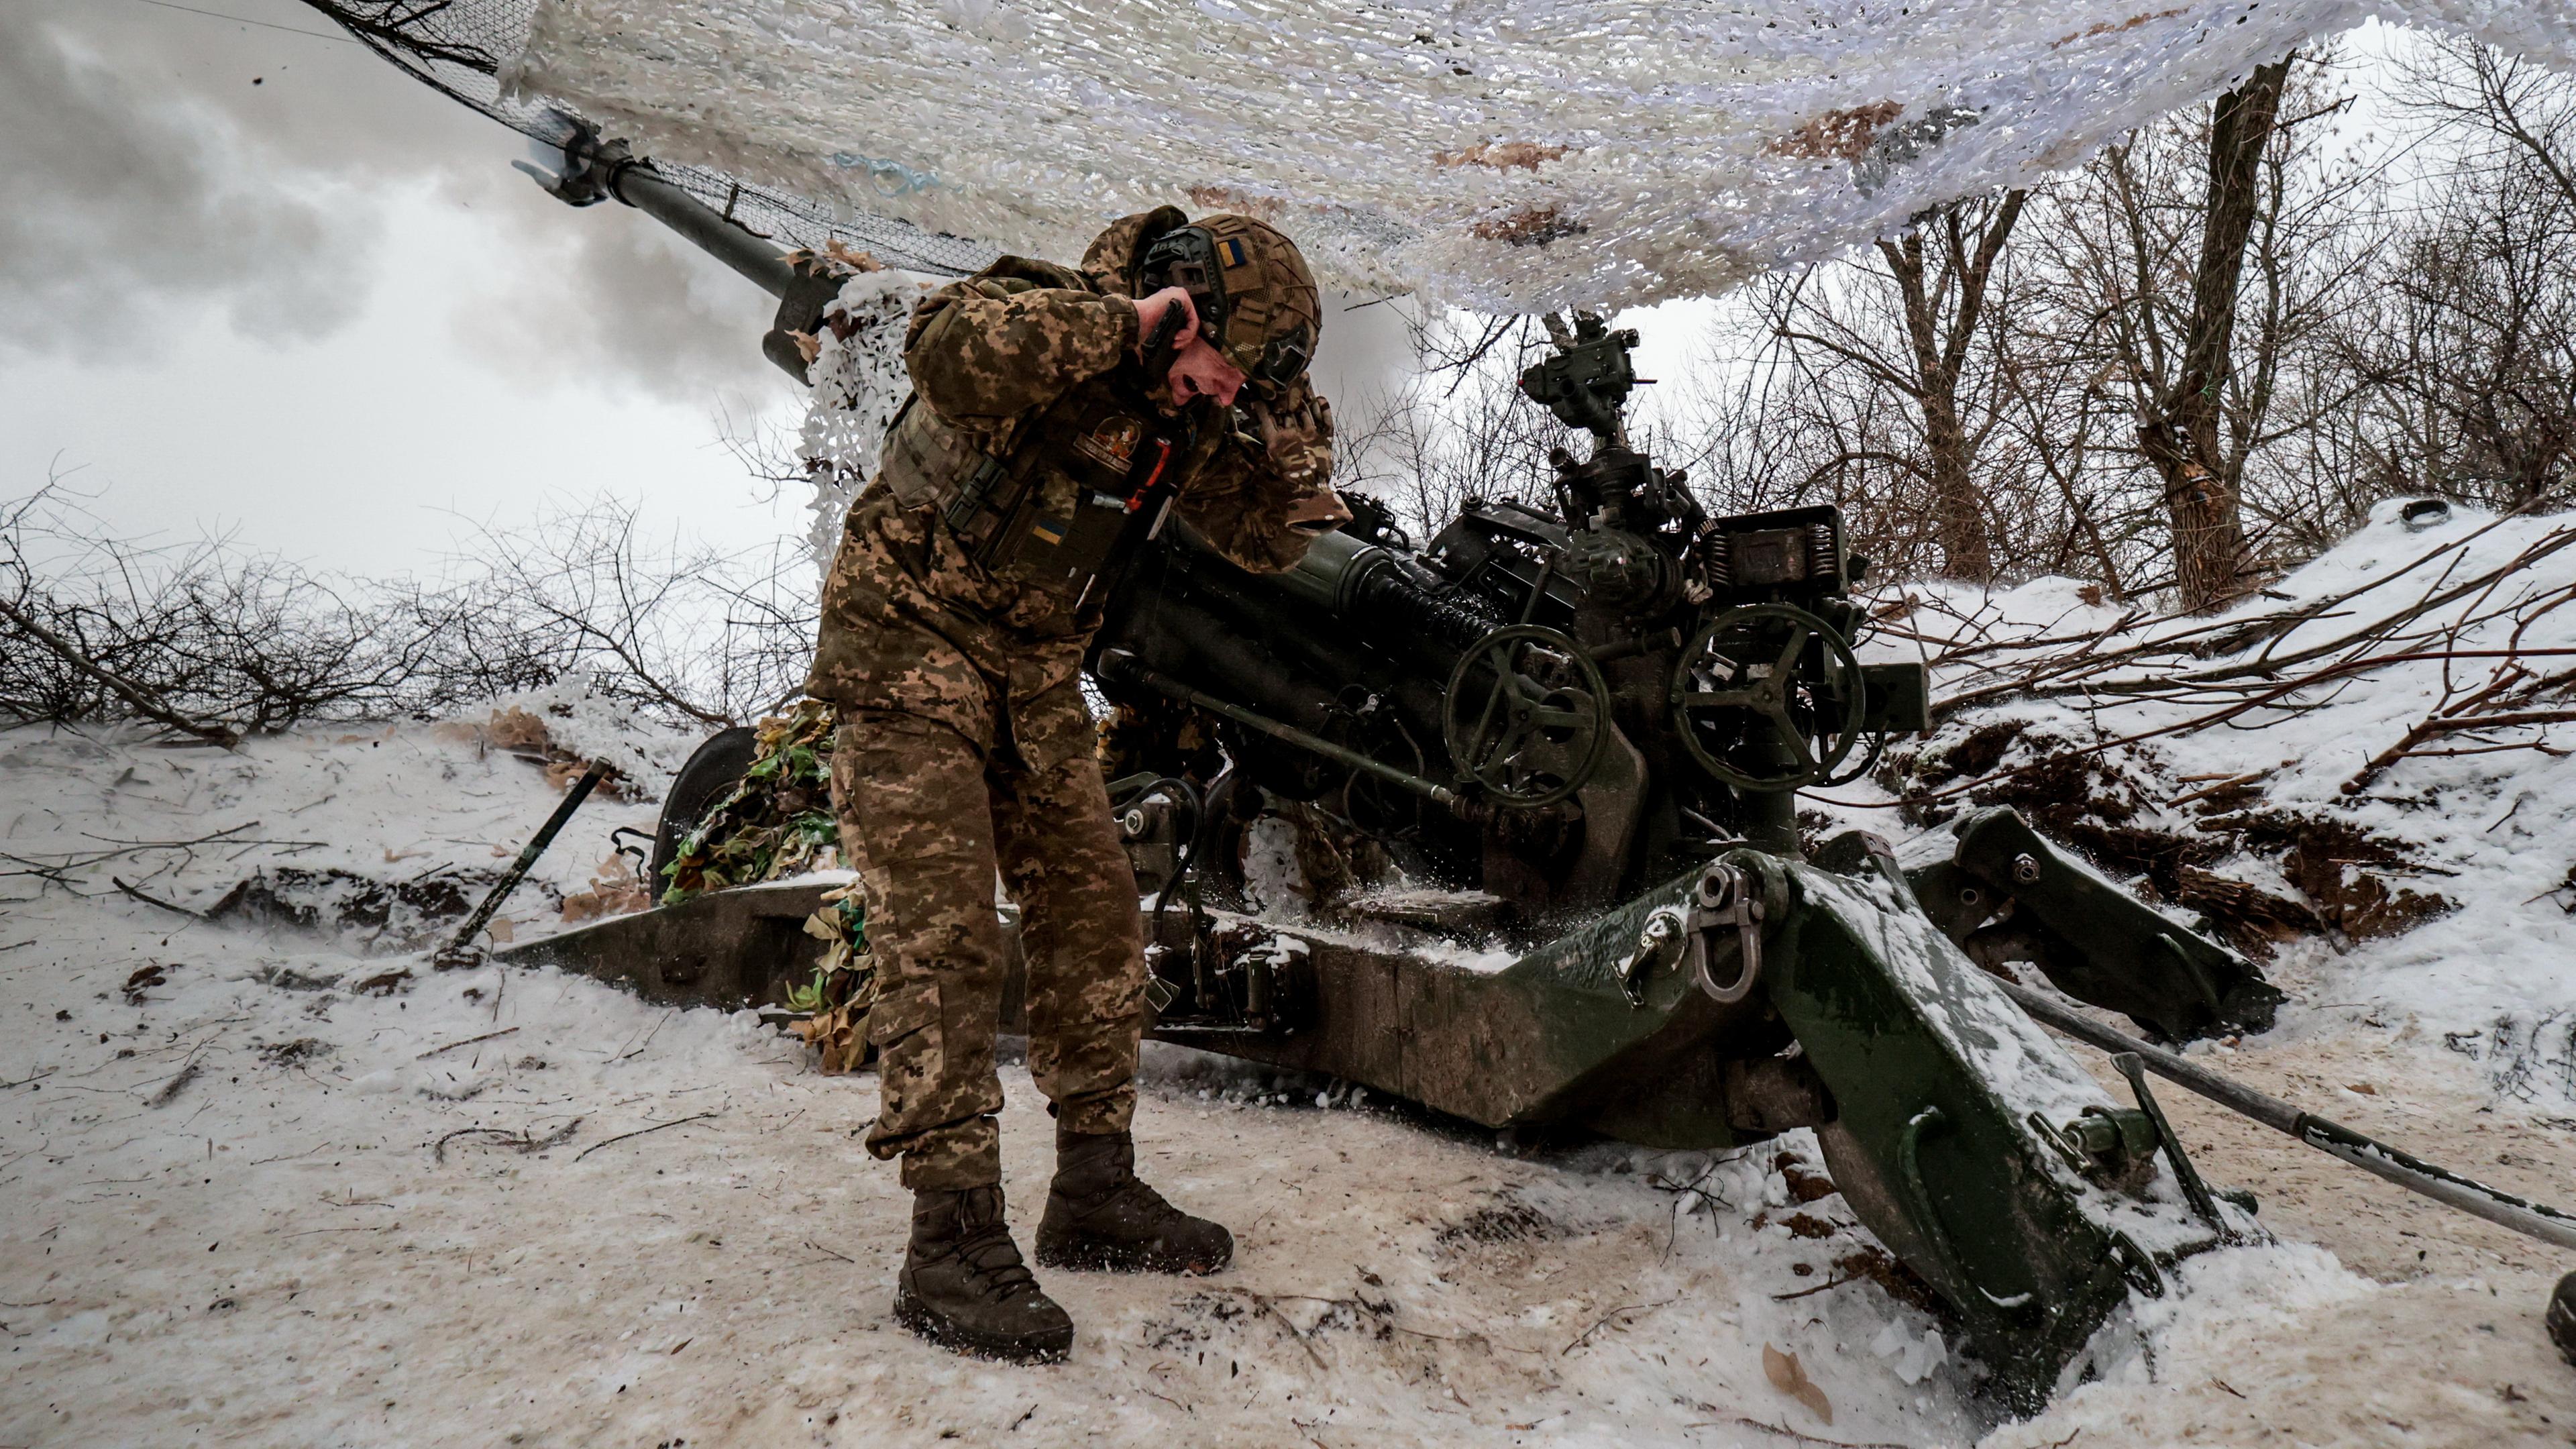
[1283,485,1353,536]
[1245,383,1334,490]
[1133,286,1200,359]
[1248,382,1345,535]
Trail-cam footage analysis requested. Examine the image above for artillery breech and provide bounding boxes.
[1099,651,1462,808]
[2000,978,2576,1252]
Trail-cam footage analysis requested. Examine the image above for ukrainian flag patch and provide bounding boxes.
[1218,236,1250,268]
[1030,517,1069,547]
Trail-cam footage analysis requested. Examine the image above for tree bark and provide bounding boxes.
[1917,386,1991,582]
[2142,58,2290,612]
[1878,190,2027,584]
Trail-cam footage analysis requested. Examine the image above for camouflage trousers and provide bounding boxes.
[830,708,1147,1190]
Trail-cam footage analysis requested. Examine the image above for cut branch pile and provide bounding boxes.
[1874,504,2576,951]
[0,479,817,743]
[1889,505,2576,804]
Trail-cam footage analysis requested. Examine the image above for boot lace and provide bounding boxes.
[951,1220,1045,1305]
[1089,1171,1189,1230]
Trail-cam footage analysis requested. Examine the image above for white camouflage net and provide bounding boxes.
[797,269,944,572]
[504,1,2572,311]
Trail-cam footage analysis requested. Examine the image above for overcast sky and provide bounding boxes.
[0,0,1468,584]
[0,0,1789,592]
[1,0,836,579]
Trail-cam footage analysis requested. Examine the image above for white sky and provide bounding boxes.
[3,0,808,580]
[1,0,1713,588]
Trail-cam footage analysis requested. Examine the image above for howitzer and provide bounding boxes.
[1063,314,2288,1403]
[490,136,2408,1408]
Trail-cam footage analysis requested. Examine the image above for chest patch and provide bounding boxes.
[1072,415,1146,472]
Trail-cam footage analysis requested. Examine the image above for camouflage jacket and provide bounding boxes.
[806,227,1338,766]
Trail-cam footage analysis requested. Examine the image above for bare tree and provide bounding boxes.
[2135,60,2292,609]
[0,478,817,741]
[2338,37,2576,513]
[1755,193,2031,582]
[1334,309,1572,541]
[2015,50,2380,600]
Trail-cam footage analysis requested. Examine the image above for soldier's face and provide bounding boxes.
[1167,331,1248,409]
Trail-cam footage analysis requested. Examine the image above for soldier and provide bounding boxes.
[806,207,1350,1362]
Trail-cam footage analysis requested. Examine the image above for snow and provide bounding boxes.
[0,722,1987,1444]
[1800,866,2114,1140]
[482,680,712,797]
[7,506,2576,1442]
[1234,816,1525,971]
[1851,501,2576,1110]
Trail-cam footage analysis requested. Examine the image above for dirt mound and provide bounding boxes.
[208,864,531,951]
[1892,718,2452,957]
[2209,810,2458,940]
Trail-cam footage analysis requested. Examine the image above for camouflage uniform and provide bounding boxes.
[808,209,1338,1191]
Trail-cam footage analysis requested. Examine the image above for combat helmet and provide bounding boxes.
[1129,212,1321,396]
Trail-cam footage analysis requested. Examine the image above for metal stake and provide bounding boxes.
[437,760,611,967]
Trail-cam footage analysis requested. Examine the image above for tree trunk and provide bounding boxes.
[1918,387,1993,581]
[2143,58,2290,612]
[1880,191,2026,584]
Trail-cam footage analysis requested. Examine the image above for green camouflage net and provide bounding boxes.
[661,700,875,1069]
[659,700,842,904]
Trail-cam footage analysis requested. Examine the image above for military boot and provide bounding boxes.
[893,1185,1074,1362]
[1034,1128,1234,1274]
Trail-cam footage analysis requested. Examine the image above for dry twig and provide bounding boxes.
[417,1026,520,1059]
[1560,1297,1676,1355]
[111,877,205,919]
[572,1111,718,1162]
[434,1117,582,1163]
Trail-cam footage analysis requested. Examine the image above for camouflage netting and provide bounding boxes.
[504,0,2575,311]
[796,266,947,573]
[659,701,875,1070]
[295,1,994,276]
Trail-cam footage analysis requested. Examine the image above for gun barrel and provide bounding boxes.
[609,164,796,300]
[1275,529,1503,654]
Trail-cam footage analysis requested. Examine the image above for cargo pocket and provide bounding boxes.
[1008,665,1095,775]
[865,977,945,1126]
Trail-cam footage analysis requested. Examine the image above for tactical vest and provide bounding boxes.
[878,376,1191,618]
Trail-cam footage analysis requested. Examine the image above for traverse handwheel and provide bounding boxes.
[1670,604,1865,792]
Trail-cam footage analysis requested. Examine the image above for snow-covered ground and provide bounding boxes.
[5,506,2576,1446]
[1847,498,2576,1101]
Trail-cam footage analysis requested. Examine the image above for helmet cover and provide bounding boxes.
[1136,214,1321,394]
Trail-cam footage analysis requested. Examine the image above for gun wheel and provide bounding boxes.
[1670,603,1866,792]
[1443,625,1610,810]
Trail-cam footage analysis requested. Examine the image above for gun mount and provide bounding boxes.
[1057,317,2288,1401]
[1091,311,1936,896]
